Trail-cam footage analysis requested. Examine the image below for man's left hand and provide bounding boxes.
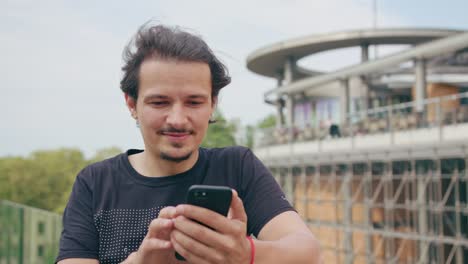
[170,190,252,264]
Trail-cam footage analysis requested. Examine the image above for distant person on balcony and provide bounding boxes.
[56,23,322,264]
[329,124,341,138]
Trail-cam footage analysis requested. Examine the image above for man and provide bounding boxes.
[56,23,322,264]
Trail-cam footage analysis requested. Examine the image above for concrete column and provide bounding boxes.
[343,166,353,264]
[360,44,370,112]
[361,44,369,62]
[360,76,369,112]
[342,79,350,123]
[417,173,428,263]
[276,73,283,87]
[275,73,284,128]
[276,98,285,128]
[454,167,463,264]
[414,58,427,113]
[285,96,294,128]
[364,161,373,264]
[284,57,294,85]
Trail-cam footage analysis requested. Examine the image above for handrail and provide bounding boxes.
[255,92,468,148]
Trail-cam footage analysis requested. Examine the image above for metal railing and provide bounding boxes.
[255,92,468,148]
[0,200,62,264]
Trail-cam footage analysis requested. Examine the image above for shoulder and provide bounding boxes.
[202,146,252,162]
[81,152,124,175]
[74,152,126,186]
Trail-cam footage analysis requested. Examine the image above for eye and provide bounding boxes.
[150,101,169,107]
[188,101,203,106]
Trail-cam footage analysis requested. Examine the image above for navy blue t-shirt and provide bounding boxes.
[56,146,294,263]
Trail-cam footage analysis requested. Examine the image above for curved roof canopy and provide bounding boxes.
[247,28,464,78]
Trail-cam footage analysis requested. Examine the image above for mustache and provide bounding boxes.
[158,127,194,134]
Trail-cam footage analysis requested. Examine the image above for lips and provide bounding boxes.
[161,131,192,142]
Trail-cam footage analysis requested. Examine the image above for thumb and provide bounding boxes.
[229,189,247,223]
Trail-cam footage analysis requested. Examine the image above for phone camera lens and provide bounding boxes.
[202,192,206,196]
[194,192,199,197]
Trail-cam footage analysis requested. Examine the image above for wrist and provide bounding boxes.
[246,235,255,264]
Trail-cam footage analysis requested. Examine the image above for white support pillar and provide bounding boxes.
[414,58,427,113]
[360,44,370,112]
[275,73,284,128]
[364,160,373,264]
[276,98,285,128]
[360,76,369,112]
[342,79,350,123]
[361,44,369,62]
[343,166,353,264]
[276,73,283,87]
[417,173,428,263]
[284,57,294,85]
[285,96,294,128]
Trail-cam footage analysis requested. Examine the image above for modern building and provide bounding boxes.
[247,28,468,264]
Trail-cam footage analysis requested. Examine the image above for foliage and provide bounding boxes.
[243,125,255,149]
[88,146,122,164]
[0,148,86,213]
[257,114,276,129]
[0,147,122,214]
[234,113,276,149]
[201,109,237,148]
[0,112,240,214]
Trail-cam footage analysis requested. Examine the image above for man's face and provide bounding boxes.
[126,58,214,162]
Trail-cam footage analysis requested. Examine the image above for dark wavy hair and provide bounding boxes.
[120,23,231,101]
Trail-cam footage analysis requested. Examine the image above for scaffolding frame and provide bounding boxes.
[265,144,468,264]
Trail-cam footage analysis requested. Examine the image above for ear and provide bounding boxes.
[211,96,218,112]
[209,96,218,119]
[125,93,137,119]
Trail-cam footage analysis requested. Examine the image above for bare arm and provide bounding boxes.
[171,191,322,264]
[254,211,323,264]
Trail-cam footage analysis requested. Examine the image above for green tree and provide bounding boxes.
[244,125,255,149]
[0,148,86,213]
[201,109,237,148]
[88,146,122,164]
[257,114,276,129]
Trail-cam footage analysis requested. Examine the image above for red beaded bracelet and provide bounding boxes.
[246,235,255,264]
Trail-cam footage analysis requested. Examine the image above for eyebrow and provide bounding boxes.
[143,94,209,100]
[143,94,169,101]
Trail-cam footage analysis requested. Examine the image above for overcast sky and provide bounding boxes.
[2,0,468,157]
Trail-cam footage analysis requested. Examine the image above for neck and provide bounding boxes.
[129,149,199,177]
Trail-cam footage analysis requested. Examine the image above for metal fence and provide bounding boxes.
[0,200,62,264]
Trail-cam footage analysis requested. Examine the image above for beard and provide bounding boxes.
[160,150,193,163]
[159,141,193,163]
[156,126,197,163]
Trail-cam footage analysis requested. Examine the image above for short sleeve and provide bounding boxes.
[55,168,99,263]
[239,149,295,237]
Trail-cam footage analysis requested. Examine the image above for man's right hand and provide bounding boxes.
[122,206,178,264]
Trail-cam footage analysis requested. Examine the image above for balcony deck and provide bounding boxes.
[254,93,468,161]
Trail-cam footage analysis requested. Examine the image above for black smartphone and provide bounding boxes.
[175,185,232,261]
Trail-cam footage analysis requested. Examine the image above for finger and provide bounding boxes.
[229,190,248,223]
[121,252,138,264]
[171,229,223,264]
[176,204,233,233]
[147,218,174,239]
[158,206,177,219]
[140,237,172,251]
[172,215,225,249]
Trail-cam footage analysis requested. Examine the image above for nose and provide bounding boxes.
[166,104,188,129]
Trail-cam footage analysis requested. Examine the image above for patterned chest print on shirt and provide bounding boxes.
[94,206,165,264]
